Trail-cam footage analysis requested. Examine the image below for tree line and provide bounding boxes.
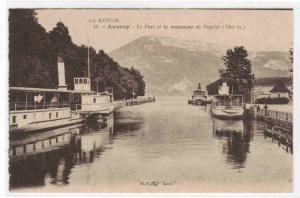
[9,9,145,99]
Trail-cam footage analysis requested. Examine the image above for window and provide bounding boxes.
[56,112,59,118]
[278,94,281,98]
[12,116,16,123]
[23,115,27,119]
[84,79,87,84]
[79,79,83,84]
[49,113,52,119]
[75,79,78,84]
[93,98,96,103]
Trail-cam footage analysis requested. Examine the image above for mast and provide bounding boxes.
[86,26,91,92]
[87,32,90,78]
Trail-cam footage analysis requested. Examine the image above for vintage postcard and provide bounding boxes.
[7,8,294,193]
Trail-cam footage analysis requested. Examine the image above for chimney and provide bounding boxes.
[57,55,67,90]
[198,83,202,90]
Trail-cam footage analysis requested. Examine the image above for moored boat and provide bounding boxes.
[9,55,114,134]
[9,87,83,134]
[211,82,244,119]
[188,83,212,105]
[70,77,114,119]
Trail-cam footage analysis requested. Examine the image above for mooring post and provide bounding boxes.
[271,126,274,142]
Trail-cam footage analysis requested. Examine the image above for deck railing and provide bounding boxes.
[73,103,113,111]
[254,109,293,123]
[9,102,70,111]
[212,102,242,107]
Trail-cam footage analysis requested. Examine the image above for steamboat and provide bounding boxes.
[9,55,113,134]
[211,82,244,119]
[188,83,212,105]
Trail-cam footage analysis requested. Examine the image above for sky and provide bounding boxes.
[36,9,293,53]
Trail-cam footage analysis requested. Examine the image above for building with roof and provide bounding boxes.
[251,77,292,103]
[270,83,290,98]
[206,78,252,103]
[206,79,222,96]
[206,76,292,103]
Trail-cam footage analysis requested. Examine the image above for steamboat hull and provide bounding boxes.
[188,98,212,106]
[211,108,243,120]
[10,117,82,135]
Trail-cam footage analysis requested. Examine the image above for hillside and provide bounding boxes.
[110,35,291,96]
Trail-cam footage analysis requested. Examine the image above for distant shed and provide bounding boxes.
[206,79,222,95]
[252,77,292,102]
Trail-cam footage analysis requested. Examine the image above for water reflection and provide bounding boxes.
[212,118,253,169]
[113,109,144,136]
[255,120,293,153]
[74,118,113,164]
[9,115,115,189]
[9,98,293,192]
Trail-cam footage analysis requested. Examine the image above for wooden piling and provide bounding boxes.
[245,105,293,153]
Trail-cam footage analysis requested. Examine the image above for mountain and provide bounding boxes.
[110,35,291,96]
[249,51,291,77]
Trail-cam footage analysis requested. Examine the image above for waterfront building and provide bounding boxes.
[251,77,291,103]
[270,83,290,99]
[207,76,292,104]
[206,79,251,103]
[206,79,223,96]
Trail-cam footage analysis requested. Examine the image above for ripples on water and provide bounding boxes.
[9,96,293,192]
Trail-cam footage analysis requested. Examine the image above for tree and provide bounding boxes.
[129,66,146,96]
[9,9,50,87]
[9,9,48,58]
[221,46,254,95]
[9,9,146,99]
[49,22,73,54]
[20,56,52,88]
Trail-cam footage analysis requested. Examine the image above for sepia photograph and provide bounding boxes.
[7,8,293,193]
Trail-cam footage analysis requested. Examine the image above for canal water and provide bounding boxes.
[9,96,293,192]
